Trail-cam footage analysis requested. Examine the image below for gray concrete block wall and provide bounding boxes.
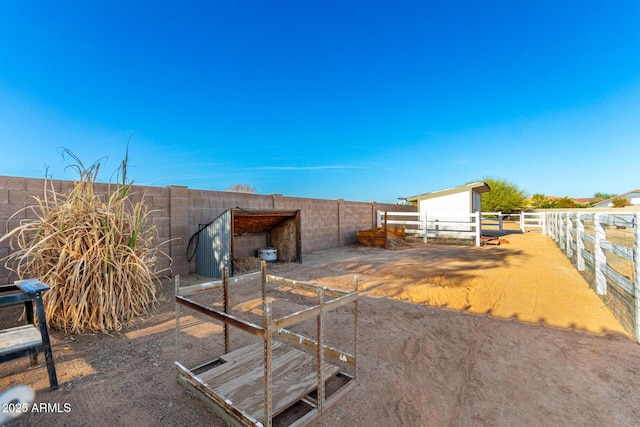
[1,175,414,282]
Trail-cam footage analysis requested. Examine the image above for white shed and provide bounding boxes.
[403,181,491,216]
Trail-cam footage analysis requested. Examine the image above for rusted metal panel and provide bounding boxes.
[197,209,232,278]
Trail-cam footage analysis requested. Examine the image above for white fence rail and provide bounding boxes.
[376,211,547,242]
[481,212,504,232]
[377,211,482,246]
[520,212,545,232]
[545,211,640,340]
[375,211,426,239]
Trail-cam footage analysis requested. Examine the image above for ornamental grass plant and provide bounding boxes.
[1,151,170,333]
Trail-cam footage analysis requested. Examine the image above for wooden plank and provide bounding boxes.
[15,279,49,294]
[323,377,356,410]
[195,342,341,421]
[178,271,263,297]
[272,306,319,330]
[178,280,223,296]
[274,328,355,366]
[176,296,265,337]
[266,276,348,299]
[322,292,358,312]
[270,293,357,332]
[200,341,284,384]
[176,361,262,427]
[0,325,42,356]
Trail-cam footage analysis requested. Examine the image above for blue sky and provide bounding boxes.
[1,1,639,203]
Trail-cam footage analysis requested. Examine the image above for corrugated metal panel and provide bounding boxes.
[196,209,232,278]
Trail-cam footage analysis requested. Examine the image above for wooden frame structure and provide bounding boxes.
[175,263,358,426]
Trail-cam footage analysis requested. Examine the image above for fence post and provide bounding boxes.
[576,213,585,271]
[545,213,551,237]
[475,212,481,247]
[594,213,607,295]
[547,213,553,239]
[520,213,525,233]
[498,211,503,232]
[422,210,427,244]
[558,212,569,254]
[566,212,573,259]
[634,212,640,341]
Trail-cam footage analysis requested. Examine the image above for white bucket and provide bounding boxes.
[257,247,277,263]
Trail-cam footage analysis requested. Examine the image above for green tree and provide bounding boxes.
[594,192,617,199]
[529,193,553,209]
[479,177,528,213]
[554,196,577,208]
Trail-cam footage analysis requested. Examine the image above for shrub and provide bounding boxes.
[1,151,170,333]
[611,197,631,208]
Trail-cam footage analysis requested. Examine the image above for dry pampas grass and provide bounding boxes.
[1,151,170,333]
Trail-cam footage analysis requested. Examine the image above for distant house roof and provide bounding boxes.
[593,190,640,208]
[544,196,599,205]
[403,181,491,203]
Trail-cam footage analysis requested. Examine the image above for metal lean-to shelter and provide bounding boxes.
[195,209,302,278]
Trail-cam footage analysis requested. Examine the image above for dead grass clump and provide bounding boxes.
[233,256,262,274]
[386,232,412,250]
[0,152,170,333]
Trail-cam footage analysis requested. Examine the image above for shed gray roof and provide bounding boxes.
[403,181,490,203]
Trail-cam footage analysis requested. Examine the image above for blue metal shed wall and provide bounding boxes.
[196,209,232,278]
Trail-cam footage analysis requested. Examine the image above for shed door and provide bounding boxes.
[472,192,482,213]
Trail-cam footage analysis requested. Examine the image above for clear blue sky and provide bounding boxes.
[1,1,639,203]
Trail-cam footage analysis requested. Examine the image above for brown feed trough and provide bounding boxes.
[356,227,406,249]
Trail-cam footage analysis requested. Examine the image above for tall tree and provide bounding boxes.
[594,192,617,199]
[529,193,553,209]
[226,183,256,193]
[554,196,577,208]
[479,177,527,213]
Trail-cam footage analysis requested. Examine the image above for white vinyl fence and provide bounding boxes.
[520,212,545,232]
[376,211,426,241]
[481,212,504,232]
[377,211,482,246]
[545,211,640,340]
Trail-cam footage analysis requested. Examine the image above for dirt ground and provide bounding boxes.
[2,228,640,426]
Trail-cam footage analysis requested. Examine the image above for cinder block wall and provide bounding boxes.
[1,176,414,282]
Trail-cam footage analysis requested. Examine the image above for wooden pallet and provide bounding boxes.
[187,341,341,422]
[175,268,358,426]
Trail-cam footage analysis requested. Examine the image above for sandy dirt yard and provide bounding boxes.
[2,230,640,426]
